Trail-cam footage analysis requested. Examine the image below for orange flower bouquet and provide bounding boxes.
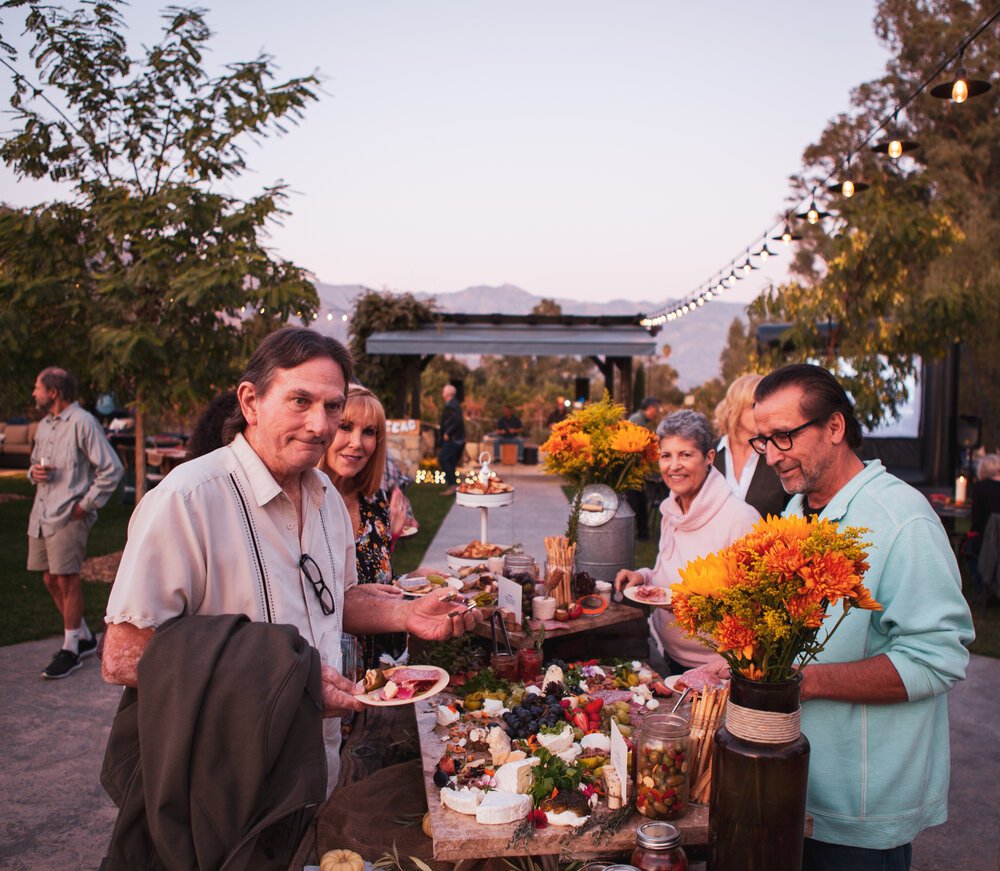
[540,393,658,542]
[671,515,880,682]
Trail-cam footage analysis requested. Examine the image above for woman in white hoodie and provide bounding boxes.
[615,410,760,673]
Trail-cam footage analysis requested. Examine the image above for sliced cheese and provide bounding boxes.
[545,808,589,827]
[580,733,611,752]
[440,787,485,816]
[487,726,512,766]
[542,664,564,688]
[482,698,507,716]
[556,743,582,765]
[493,758,538,794]
[436,705,461,726]
[475,791,532,825]
[536,725,573,753]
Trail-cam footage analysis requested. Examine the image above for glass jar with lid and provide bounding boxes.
[635,713,690,820]
[631,821,688,871]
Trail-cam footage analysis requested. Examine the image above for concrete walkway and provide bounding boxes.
[421,464,570,568]
[2,466,998,870]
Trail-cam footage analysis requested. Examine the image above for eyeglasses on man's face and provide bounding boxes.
[748,417,824,455]
[299,553,335,615]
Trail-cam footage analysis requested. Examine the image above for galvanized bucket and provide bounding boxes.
[575,497,636,583]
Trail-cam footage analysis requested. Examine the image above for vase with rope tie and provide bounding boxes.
[707,671,810,871]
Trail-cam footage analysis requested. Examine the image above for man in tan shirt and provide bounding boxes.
[103,327,480,788]
[28,367,124,679]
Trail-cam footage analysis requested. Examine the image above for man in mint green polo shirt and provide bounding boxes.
[751,363,974,871]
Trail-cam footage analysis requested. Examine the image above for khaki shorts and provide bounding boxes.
[27,520,91,575]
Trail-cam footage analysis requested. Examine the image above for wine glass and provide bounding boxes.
[319,630,360,682]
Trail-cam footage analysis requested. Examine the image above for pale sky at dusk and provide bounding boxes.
[0,1,894,310]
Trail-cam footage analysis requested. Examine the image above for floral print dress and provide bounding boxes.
[355,489,406,671]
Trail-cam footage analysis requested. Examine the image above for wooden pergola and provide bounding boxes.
[365,312,660,417]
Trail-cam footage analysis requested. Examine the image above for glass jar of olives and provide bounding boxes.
[635,713,690,820]
[631,821,688,871]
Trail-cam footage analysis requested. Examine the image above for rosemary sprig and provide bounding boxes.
[572,799,636,844]
[506,816,538,851]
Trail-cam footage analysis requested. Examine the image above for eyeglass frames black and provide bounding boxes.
[299,553,335,615]
[748,418,824,455]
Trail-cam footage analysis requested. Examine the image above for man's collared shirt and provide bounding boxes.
[28,402,124,537]
[107,432,356,640]
[107,433,358,788]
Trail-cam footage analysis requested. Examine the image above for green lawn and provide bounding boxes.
[0,475,128,647]
[0,474,452,647]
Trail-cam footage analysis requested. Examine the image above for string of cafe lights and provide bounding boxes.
[639,5,999,330]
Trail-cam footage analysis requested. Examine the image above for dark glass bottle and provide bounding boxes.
[707,673,810,871]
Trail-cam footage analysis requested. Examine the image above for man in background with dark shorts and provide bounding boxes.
[28,367,124,679]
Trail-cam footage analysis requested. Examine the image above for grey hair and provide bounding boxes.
[656,410,715,456]
[977,453,1000,480]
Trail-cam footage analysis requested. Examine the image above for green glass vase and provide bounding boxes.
[707,672,810,871]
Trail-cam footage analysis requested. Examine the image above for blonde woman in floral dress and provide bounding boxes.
[320,384,409,671]
[614,410,760,674]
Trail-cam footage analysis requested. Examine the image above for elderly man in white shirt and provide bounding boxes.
[103,327,480,788]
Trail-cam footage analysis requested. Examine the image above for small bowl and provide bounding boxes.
[533,596,557,620]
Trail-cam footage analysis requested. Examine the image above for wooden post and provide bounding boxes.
[133,391,147,502]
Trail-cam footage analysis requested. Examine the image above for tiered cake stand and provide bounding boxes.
[447,460,515,572]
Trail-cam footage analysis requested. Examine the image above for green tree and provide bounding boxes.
[348,289,439,417]
[753,0,998,430]
[531,298,563,317]
[0,2,320,495]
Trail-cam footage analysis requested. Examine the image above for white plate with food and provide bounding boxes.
[395,572,461,596]
[398,525,419,538]
[624,584,672,607]
[455,489,514,508]
[357,665,450,707]
[446,541,510,571]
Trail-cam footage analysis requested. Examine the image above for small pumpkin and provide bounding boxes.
[421,812,433,838]
[320,849,364,871]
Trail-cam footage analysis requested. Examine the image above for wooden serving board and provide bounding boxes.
[414,694,710,860]
[472,601,646,651]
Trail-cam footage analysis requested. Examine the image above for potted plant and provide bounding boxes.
[539,393,658,544]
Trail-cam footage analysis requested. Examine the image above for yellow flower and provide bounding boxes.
[675,551,739,598]
[609,422,657,455]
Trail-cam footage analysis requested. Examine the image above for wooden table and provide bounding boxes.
[472,601,647,653]
[414,694,710,860]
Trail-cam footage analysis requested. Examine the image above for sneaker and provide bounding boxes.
[42,649,82,680]
[78,635,99,659]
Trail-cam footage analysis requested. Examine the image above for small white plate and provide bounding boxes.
[623,585,672,607]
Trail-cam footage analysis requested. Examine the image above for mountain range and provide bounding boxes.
[312,282,748,391]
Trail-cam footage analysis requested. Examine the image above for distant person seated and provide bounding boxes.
[493,404,525,462]
[546,396,569,427]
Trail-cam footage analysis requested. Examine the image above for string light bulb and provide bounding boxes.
[772,215,802,245]
[829,155,869,198]
[930,49,991,102]
[872,110,919,159]
[796,191,830,225]
[755,240,778,260]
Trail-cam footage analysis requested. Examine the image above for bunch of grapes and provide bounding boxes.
[501,693,566,739]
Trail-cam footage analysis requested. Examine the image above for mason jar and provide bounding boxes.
[635,713,690,820]
[631,821,688,871]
